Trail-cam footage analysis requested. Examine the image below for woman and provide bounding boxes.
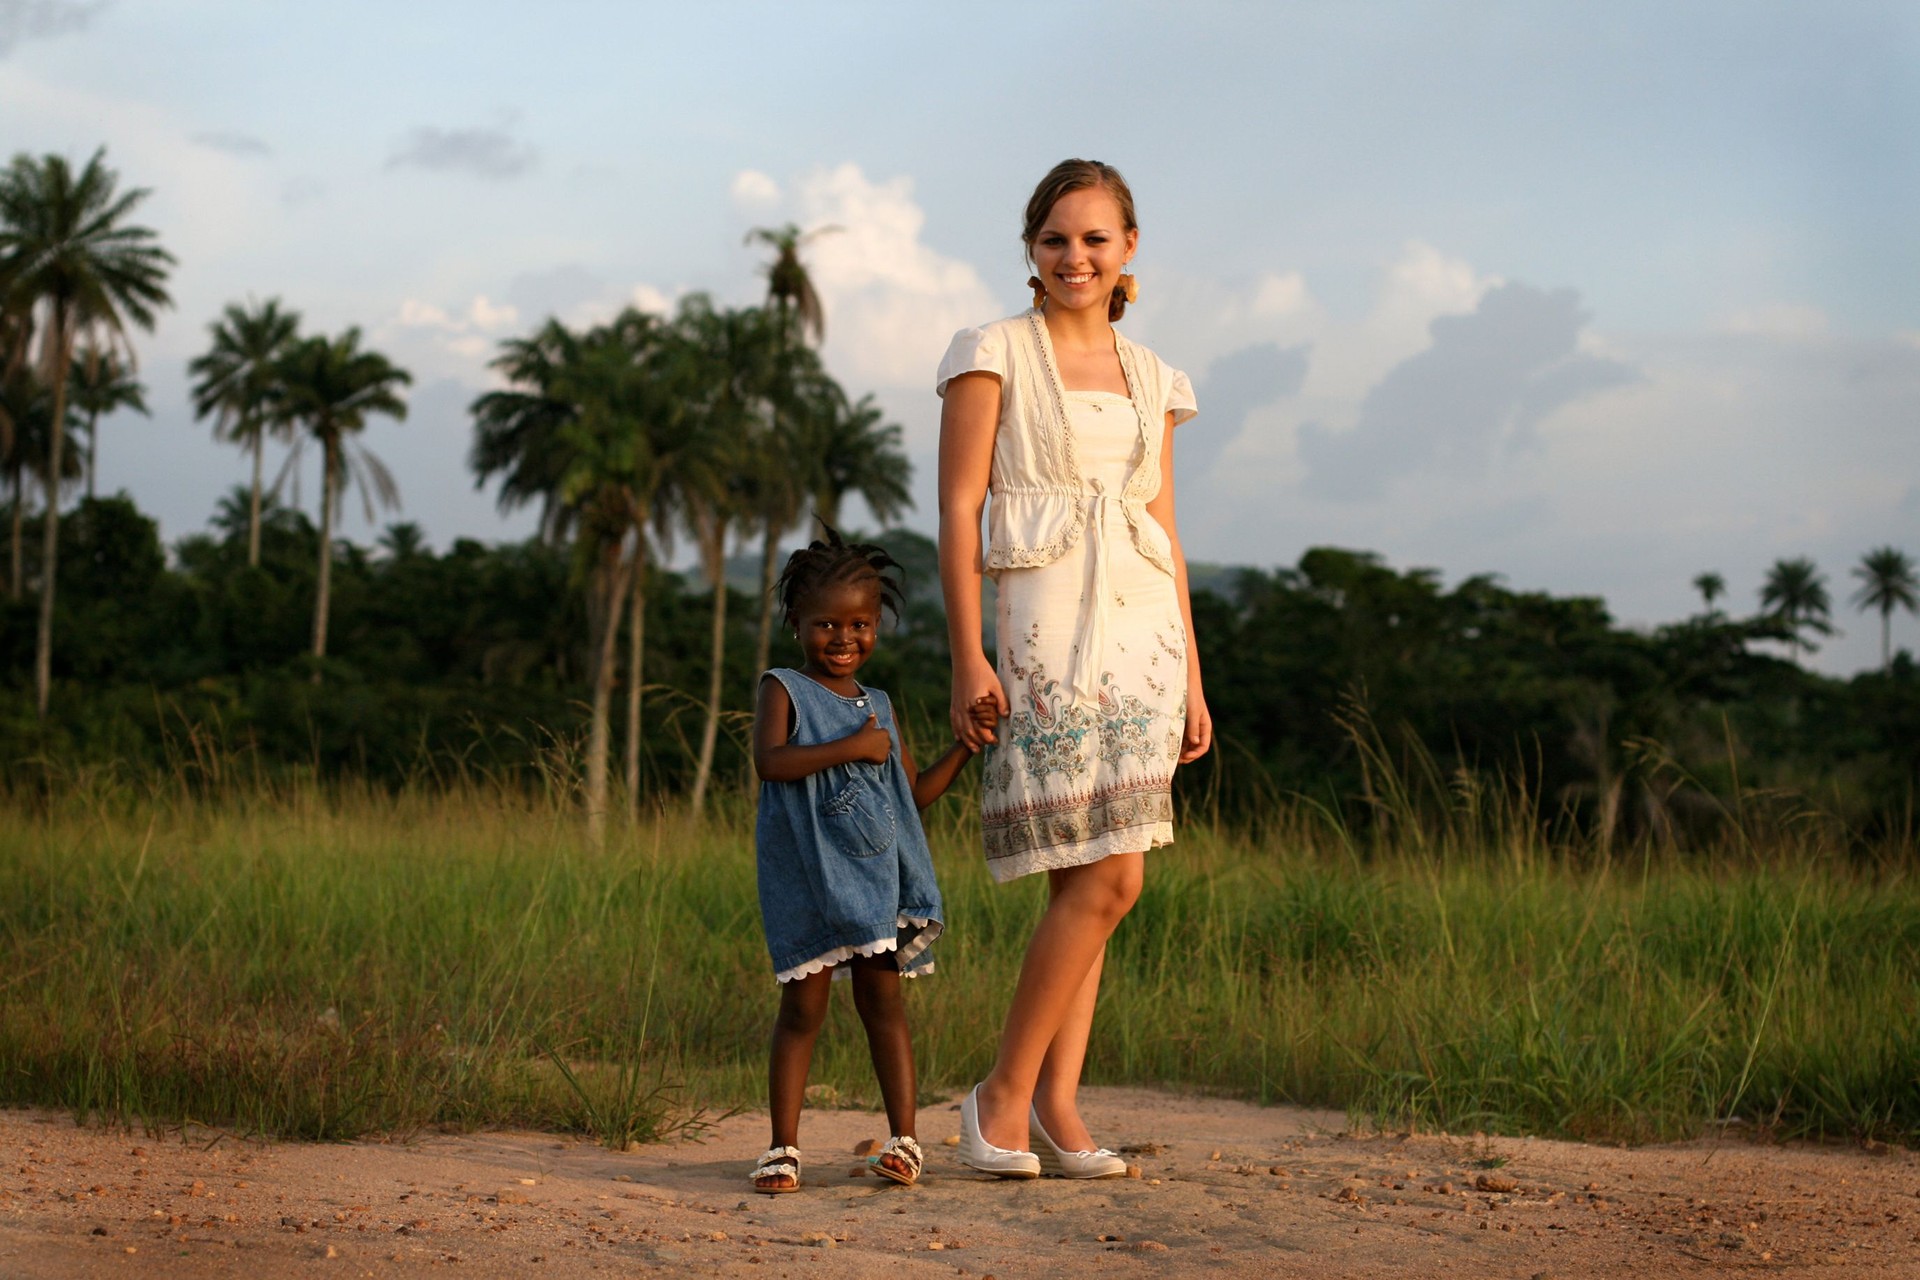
[936,158,1212,1178]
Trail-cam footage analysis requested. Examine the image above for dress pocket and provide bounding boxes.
[820,768,896,858]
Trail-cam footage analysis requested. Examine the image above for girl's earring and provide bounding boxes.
[1120,267,1139,305]
[1027,275,1047,310]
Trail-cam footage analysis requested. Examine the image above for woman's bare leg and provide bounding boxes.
[1034,944,1105,1152]
[974,852,1142,1150]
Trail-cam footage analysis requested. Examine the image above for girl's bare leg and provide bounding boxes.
[849,954,918,1178]
[974,852,1143,1150]
[762,969,832,1189]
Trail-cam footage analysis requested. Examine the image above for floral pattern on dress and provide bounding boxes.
[990,660,1173,785]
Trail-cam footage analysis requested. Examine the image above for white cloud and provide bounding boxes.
[382,295,525,383]
[466,295,518,331]
[629,283,673,316]
[1721,302,1831,340]
[1304,240,1501,403]
[730,169,781,208]
[777,162,999,391]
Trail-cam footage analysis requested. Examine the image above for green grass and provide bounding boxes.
[2,764,1916,1148]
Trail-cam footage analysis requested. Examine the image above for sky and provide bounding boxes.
[4,0,1917,675]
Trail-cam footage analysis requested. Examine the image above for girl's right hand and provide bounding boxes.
[951,656,1009,749]
[850,714,892,765]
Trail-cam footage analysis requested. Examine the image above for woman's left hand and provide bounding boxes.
[1180,688,1213,763]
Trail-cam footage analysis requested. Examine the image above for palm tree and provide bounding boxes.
[1692,571,1725,616]
[0,365,84,599]
[189,298,301,567]
[0,147,174,716]
[67,345,147,500]
[743,224,838,684]
[746,223,838,345]
[805,390,912,532]
[473,310,690,838]
[671,297,768,814]
[742,339,832,687]
[1759,556,1833,661]
[1851,546,1918,672]
[274,328,410,670]
[377,520,429,563]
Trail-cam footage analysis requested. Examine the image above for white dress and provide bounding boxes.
[981,391,1188,882]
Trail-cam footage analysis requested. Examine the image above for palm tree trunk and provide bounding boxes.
[586,538,633,846]
[623,534,648,822]
[1885,607,1894,673]
[248,430,264,568]
[34,317,73,719]
[689,518,729,815]
[311,431,335,677]
[752,521,782,693]
[8,469,21,601]
[84,412,98,500]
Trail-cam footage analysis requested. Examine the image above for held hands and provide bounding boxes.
[951,657,1009,750]
[849,714,892,766]
[961,695,1001,753]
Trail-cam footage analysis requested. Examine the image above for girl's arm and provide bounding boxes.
[752,676,892,782]
[938,373,1009,749]
[894,699,989,811]
[1145,412,1213,763]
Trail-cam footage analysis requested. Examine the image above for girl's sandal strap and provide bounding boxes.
[869,1135,923,1186]
[751,1145,802,1193]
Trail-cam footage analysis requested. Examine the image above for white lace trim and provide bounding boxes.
[774,914,941,984]
[988,823,1173,885]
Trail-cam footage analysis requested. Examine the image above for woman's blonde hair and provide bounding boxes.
[1022,159,1138,322]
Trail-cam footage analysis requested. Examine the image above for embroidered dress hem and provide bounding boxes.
[986,822,1173,884]
[773,914,942,984]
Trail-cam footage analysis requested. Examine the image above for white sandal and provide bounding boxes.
[750,1145,802,1193]
[868,1135,924,1186]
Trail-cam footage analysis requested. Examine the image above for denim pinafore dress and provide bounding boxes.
[755,669,944,983]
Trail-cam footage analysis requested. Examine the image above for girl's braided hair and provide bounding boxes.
[775,524,906,626]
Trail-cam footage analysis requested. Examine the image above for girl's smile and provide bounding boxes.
[793,580,882,691]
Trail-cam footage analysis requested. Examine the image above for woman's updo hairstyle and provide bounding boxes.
[1022,158,1139,322]
[775,523,906,628]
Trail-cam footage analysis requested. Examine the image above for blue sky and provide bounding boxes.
[5,0,1917,673]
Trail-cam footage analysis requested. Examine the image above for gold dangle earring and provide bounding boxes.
[1027,275,1047,311]
[1120,265,1139,305]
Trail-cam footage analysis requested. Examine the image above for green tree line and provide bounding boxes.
[4,147,1917,847]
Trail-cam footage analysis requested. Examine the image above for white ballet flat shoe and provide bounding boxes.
[957,1085,1041,1179]
[1030,1106,1128,1179]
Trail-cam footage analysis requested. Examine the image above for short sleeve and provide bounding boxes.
[935,325,1007,398]
[1165,364,1197,426]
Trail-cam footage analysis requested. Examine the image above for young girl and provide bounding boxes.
[749,529,990,1193]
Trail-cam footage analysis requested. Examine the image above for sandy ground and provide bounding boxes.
[2,1088,1917,1279]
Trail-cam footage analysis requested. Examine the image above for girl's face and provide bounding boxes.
[1029,185,1137,315]
[793,579,882,682]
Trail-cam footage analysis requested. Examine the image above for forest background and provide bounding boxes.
[4,3,1920,1150]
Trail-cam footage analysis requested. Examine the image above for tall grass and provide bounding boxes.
[2,730,1915,1147]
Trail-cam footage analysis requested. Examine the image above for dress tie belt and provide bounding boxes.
[1067,480,1113,705]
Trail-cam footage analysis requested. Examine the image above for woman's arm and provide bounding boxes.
[752,676,892,782]
[938,372,1009,748]
[1145,413,1213,764]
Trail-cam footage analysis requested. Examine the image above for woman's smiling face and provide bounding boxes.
[1030,185,1138,314]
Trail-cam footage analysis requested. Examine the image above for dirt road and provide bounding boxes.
[3,1088,1916,1277]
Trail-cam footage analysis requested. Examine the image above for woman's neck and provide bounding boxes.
[1041,303,1115,355]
